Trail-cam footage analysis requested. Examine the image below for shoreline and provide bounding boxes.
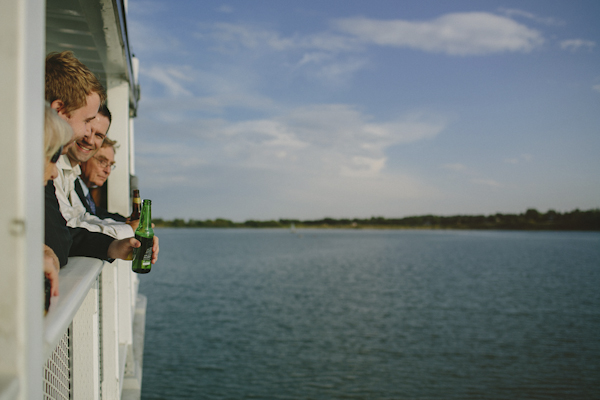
[153,225,600,232]
[153,208,600,231]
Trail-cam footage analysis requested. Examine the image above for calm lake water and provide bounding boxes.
[140,229,600,400]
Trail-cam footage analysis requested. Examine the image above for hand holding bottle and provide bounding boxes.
[132,199,155,273]
[108,235,159,264]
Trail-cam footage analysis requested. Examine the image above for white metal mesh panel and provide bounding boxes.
[43,326,71,400]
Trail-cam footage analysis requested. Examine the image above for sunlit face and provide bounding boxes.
[80,145,115,188]
[53,92,102,165]
[43,158,59,184]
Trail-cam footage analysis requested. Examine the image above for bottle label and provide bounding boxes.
[133,234,153,271]
[133,198,142,204]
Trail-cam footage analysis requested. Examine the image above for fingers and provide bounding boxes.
[51,278,60,297]
[126,237,140,260]
[44,269,60,297]
[151,236,159,264]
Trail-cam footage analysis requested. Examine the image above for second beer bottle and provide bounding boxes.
[130,189,141,221]
[132,199,154,274]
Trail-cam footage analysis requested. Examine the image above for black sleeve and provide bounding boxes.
[96,207,128,222]
[45,181,72,267]
[68,226,115,260]
[45,181,115,266]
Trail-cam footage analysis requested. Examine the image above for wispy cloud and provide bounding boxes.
[559,39,596,52]
[142,65,195,97]
[127,2,599,219]
[199,23,359,53]
[504,153,533,164]
[191,11,545,88]
[134,103,445,218]
[498,8,564,26]
[137,104,447,184]
[193,23,366,84]
[332,12,544,55]
[215,105,446,176]
[138,62,280,120]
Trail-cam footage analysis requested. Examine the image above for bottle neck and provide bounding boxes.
[137,200,153,234]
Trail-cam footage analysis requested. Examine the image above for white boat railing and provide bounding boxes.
[42,258,146,400]
[1,0,142,398]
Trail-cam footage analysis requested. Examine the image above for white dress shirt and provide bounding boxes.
[54,154,133,239]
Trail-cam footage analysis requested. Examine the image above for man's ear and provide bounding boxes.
[50,100,67,117]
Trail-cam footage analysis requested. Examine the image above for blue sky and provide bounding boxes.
[127,0,600,221]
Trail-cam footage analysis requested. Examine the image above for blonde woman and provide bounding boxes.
[43,103,74,308]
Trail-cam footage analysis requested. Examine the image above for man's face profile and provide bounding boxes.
[80,145,115,188]
[52,92,102,165]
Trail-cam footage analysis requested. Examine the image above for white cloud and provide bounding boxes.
[204,23,295,51]
[137,62,280,121]
[201,23,360,53]
[559,39,596,52]
[593,84,600,93]
[136,104,447,186]
[192,12,544,88]
[142,65,194,98]
[497,8,564,26]
[332,12,544,55]
[194,23,365,84]
[228,105,445,178]
[504,153,533,164]
[134,103,445,219]
[340,156,387,178]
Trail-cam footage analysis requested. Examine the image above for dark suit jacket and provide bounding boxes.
[45,181,115,267]
[74,179,127,222]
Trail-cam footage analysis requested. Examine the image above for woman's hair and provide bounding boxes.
[44,102,73,159]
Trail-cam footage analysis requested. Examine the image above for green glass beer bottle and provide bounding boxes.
[130,189,141,221]
[132,199,154,274]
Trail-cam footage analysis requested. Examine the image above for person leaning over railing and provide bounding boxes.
[76,107,127,222]
[47,52,138,239]
[43,103,72,309]
[44,102,159,263]
[43,51,159,268]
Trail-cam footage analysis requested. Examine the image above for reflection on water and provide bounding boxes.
[141,229,600,399]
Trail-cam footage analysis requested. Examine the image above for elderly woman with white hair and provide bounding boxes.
[43,103,74,311]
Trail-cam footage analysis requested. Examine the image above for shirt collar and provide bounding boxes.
[58,154,81,177]
[77,177,90,196]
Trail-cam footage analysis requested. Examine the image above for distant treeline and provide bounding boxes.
[153,208,600,231]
